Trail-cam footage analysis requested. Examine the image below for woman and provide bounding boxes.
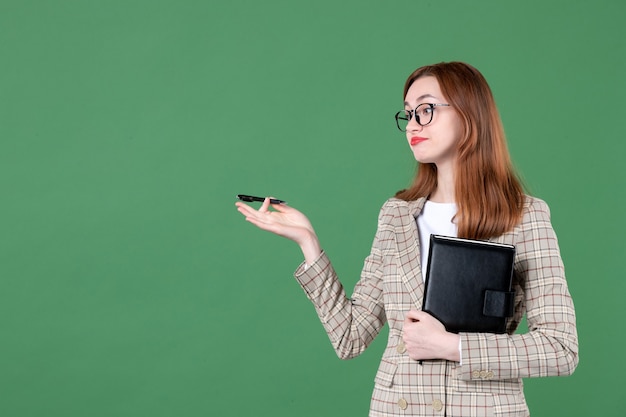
[235,62,578,416]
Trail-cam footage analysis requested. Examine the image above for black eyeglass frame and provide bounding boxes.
[394,103,451,132]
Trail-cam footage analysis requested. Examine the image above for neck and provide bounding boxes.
[430,164,455,203]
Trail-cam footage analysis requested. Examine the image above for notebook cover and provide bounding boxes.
[422,235,516,334]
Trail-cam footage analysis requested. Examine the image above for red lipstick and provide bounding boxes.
[411,136,427,146]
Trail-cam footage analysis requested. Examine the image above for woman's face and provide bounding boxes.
[404,76,463,171]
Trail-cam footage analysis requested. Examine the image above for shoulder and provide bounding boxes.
[521,195,552,223]
[375,198,407,227]
[372,197,425,233]
[381,197,406,211]
[515,195,560,240]
[380,197,426,215]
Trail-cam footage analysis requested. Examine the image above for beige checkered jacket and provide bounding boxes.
[294,196,578,416]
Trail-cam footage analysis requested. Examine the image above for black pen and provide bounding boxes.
[236,194,287,205]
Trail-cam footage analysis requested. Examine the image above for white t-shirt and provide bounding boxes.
[417,201,458,280]
[417,201,463,361]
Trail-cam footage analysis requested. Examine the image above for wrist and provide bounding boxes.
[445,333,461,362]
[300,231,322,265]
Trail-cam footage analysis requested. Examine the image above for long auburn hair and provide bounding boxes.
[395,62,525,240]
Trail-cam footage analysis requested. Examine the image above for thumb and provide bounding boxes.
[271,201,292,213]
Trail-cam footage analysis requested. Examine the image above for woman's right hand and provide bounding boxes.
[235,198,322,264]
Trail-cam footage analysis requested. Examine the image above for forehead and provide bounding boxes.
[404,76,444,106]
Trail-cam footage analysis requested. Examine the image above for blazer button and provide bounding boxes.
[396,342,406,354]
[479,370,488,379]
[487,370,494,379]
[398,398,408,410]
[432,399,443,412]
[472,370,480,379]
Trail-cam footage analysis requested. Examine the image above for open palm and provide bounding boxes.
[235,198,315,245]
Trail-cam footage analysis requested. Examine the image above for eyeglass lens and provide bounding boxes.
[395,103,435,131]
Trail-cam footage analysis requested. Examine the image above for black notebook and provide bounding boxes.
[422,235,516,334]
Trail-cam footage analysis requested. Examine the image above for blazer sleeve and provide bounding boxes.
[293,205,392,360]
[457,197,579,380]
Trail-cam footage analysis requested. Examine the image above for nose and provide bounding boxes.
[406,112,423,132]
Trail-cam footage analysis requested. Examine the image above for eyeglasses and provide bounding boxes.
[394,103,450,132]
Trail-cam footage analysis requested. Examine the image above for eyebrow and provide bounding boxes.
[404,94,438,107]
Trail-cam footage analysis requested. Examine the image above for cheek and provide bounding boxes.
[444,117,465,147]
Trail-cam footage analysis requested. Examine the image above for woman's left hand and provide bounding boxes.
[402,310,461,362]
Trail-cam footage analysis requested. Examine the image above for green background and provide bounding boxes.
[1,1,624,416]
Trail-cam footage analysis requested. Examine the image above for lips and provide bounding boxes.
[410,136,427,146]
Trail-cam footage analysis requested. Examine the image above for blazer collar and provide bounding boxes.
[393,197,428,309]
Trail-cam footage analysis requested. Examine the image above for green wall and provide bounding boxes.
[1,1,624,416]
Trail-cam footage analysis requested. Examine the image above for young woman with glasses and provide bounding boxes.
[235,61,578,416]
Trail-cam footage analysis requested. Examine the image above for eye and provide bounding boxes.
[419,105,433,117]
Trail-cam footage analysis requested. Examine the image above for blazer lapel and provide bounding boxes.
[394,197,427,309]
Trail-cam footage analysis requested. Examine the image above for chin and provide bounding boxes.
[412,153,432,164]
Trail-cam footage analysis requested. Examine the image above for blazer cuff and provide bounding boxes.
[294,251,332,296]
[295,250,326,275]
[457,333,497,381]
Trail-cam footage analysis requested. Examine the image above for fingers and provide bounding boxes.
[265,196,293,212]
[405,309,423,323]
[235,201,258,217]
[235,197,284,212]
[235,202,266,226]
[235,199,286,234]
[260,197,271,212]
[234,197,313,243]
[234,198,273,215]
[235,197,298,221]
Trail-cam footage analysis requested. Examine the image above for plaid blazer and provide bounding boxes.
[294,196,578,417]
